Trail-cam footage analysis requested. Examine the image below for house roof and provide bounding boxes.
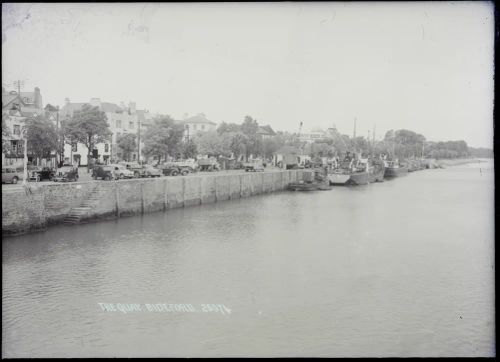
[182,113,217,125]
[44,104,58,112]
[19,91,35,102]
[60,101,123,116]
[2,93,25,110]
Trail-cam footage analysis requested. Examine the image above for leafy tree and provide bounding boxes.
[64,104,111,172]
[194,131,229,157]
[261,137,282,160]
[25,115,59,163]
[217,122,241,135]
[181,139,198,159]
[116,133,137,161]
[221,131,248,160]
[241,115,261,159]
[142,116,185,163]
[2,114,11,154]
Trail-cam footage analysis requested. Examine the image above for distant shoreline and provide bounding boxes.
[434,158,484,167]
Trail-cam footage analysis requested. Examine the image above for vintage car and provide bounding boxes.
[110,164,135,179]
[118,162,143,178]
[158,163,181,176]
[53,166,79,182]
[243,159,265,172]
[141,164,162,177]
[2,167,24,184]
[92,165,115,181]
[27,165,43,182]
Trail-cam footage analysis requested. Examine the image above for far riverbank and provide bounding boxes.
[435,158,487,167]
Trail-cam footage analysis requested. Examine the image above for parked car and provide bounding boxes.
[27,165,43,182]
[2,167,24,184]
[110,164,135,179]
[40,166,56,180]
[119,162,143,178]
[141,164,162,177]
[92,165,115,181]
[243,160,265,172]
[53,166,79,182]
[159,163,181,176]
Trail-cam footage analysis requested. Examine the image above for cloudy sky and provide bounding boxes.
[2,2,494,148]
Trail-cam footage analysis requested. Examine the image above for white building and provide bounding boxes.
[181,113,217,141]
[2,87,45,167]
[59,98,148,166]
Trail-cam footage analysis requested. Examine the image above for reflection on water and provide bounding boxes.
[2,160,495,357]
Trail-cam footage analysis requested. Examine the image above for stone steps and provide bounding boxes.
[63,185,107,225]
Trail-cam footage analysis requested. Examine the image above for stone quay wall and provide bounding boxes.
[2,170,303,237]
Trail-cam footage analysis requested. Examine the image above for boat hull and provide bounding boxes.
[348,172,369,185]
[328,173,351,185]
[369,168,385,182]
[384,166,408,177]
[288,182,330,191]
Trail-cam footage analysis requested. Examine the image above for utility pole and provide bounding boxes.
[13,80,25,95]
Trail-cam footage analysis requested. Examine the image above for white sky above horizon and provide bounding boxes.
[2,2,494,148]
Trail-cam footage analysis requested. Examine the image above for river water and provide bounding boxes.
[2,160,495,357]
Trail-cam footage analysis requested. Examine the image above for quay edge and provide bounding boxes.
[2,170,304,237]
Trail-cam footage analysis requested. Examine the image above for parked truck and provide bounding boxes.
[197,158,220,172]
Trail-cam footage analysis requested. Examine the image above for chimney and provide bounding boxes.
[34,87,42,109]
[128,101,136,114]
[90,98,101,108]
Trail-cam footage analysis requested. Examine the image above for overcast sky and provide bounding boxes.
[2,2,494,148]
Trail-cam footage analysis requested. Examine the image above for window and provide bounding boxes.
[71,143,77,152]
[116,120,122,128]
[201,125,205,130]
[105,143,109,152]
[23,97,29,103]
[13,125,20,135]
[129,121,134,129]
[11,140,18,154]
[193,124,197,130]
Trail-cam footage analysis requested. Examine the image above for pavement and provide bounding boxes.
[2,166,286,191]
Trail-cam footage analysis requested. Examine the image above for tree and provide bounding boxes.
[116,133,137,161]
[142,116,185,163]
[26,115,58,163]
[217,122,241,135]
[2,114,11,154]
[241,115,261,159]
[221,131,248,160]
[181,139,198,159]
[261,137,282,160]
[194,131,228,157]
[64,104,111,172]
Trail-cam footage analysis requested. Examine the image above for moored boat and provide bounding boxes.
[328,157,369,185]
[384,159,408,177]
[328,156,385,185]
[288,168,332,191]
